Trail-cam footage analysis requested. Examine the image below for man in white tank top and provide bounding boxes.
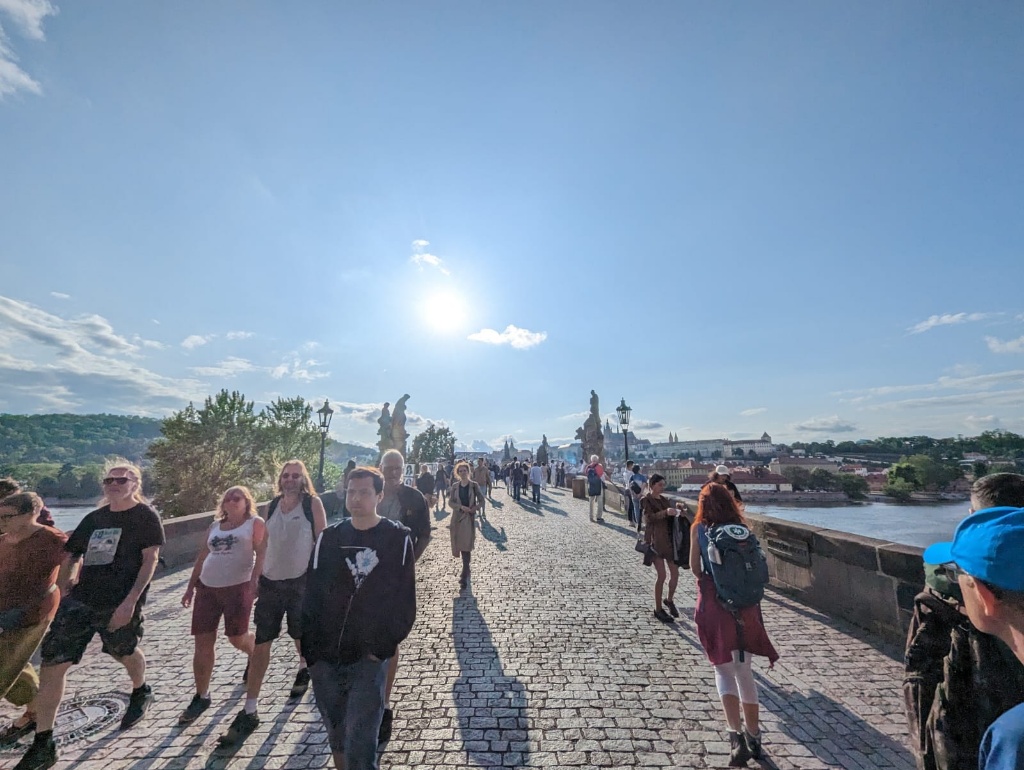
[217,461,327,747]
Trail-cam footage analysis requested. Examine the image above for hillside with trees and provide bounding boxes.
[0,413,163,465]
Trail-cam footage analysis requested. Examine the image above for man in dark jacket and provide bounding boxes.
[906,473,1024,770]
[302,467,416,770]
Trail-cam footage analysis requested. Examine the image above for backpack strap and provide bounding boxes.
[266,495,281,520]
[302,494,316,538]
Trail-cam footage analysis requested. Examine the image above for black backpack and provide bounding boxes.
[266,494,317,539]
[704,523,769,611]
[586,466,602,496]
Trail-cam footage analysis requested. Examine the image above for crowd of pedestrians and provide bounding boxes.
[5,447,1024,770]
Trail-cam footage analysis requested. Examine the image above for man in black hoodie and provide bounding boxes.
[301,467,416,770]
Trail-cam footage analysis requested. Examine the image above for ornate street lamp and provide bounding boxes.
[616,397,632,463]
[316,399,334,493]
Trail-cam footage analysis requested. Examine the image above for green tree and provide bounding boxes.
[809,469,839,491]
[782,466,813,492]
[884,478,915,502]
[973,461,989,479]
[410,424,458,465]
[148,390,264,518]
[837,474,869,500]
[258,396,322,477]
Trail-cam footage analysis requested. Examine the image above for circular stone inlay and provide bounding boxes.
[0,693,128,752]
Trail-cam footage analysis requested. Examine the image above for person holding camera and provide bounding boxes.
[640,474,687,623]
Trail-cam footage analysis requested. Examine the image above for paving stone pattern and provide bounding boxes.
[0,487,916,770]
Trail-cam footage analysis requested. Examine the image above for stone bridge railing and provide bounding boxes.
[596,479,922,645]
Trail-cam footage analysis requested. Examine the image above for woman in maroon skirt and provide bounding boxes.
[689,483,778,767]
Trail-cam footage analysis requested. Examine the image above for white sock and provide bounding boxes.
[244,698,258,714]
[200,691,210,699]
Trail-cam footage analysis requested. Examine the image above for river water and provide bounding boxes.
[747,500,969,549]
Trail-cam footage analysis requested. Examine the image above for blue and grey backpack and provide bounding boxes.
[705,523,770,610]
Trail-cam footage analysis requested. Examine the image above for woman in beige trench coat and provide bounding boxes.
[449,461,484,590]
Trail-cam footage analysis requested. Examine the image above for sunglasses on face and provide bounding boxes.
[103,477,132,486]
[280,473,303,480]
[938,563,968,582]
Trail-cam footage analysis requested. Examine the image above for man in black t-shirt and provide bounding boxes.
[15,462,164,770]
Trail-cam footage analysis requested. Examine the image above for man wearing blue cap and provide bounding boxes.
[923,500,1024,770]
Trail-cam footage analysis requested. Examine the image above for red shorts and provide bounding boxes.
[191,581,254,638]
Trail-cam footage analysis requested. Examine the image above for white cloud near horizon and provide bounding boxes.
[468,325,547,350]
[793,415,857,433]
[985,336,1024,354]
[49,291,69,299]
[0,0,57,98]
[908,312,990,334]
[226,330,255,340]
[740,407,767,417]
[0,294,203,413]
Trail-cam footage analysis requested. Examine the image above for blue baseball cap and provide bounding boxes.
[923,506,1024,592]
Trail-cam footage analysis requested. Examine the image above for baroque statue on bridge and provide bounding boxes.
[390,394,411,458]
[377,402,393,458]
[576,389,605,463]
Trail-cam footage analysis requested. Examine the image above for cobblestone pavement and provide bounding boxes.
[1,487,915,770]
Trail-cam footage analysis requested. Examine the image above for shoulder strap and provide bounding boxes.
[302,494,316,537]
[266,496,281,520]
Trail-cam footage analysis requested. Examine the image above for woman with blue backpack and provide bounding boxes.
[689,483,778,767]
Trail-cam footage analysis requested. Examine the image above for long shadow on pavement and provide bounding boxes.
[480,518,508,551]
[754,672,914,769]
[453,597,530,767]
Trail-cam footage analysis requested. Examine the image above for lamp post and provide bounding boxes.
[316,399,334,493]
[616,397,632,463]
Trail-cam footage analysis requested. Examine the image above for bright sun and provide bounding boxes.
[421,290,468,334]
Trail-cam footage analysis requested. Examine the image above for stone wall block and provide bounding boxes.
[811,530,887,571]
[877,543,926,583]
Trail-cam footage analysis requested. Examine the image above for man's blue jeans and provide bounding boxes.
[513,482,521,500]
[309,657,388,769]
[531,483,541,503]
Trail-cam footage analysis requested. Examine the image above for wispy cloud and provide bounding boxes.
[793,415,857,433]
[189,357,257,377]
[50,291,69,299]
[410,239,450,275]
[0,294,202,413]
[225,330,255,341]
[0,0,57,99]
[468,325,547,350]
[740,407,767,417]
[985,336,1024,354]
[631,419,664,430]
[181,334,213,349]
[964,414,1001,432]
[908,312,991,334]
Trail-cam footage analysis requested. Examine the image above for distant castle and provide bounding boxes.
[603,423,774,460]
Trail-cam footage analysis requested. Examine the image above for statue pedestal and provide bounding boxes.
[572,477,587,499]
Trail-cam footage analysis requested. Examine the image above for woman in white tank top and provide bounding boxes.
[178,486,267,725]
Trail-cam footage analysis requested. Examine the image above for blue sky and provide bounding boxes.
[2,1,1023,450]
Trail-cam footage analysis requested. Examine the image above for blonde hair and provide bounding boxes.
[216,485,257,521]
[101,458,150,506]
[275,459,319,497]
[454,460,471,475]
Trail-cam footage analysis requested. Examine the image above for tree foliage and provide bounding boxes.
[409,424,457,465]
[886,454,962,492]
[782,466,868,499]
[148,391,327,518]
[0,413,162,465]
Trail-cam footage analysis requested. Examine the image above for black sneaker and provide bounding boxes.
[377,707,393,745]
[743,729,763,760]
[217,710,260,746]
[664,599,680,618]
[120,684,153,730]
[289,667,310,698]
[654,609,675,623]
[729,730,753,767]
[0,718,36,748]
[177,694,211,725]
[13,736,57,770]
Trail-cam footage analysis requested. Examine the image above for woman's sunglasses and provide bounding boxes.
[223,494,245,504]
[102,477,132,486]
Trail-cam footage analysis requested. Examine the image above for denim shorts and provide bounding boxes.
[40,597,144,666]
[309,657,388,768]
